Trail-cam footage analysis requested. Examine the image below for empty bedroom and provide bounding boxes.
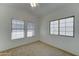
[0,3,79,56]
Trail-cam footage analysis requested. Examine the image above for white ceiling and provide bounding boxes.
[0,3,67,18]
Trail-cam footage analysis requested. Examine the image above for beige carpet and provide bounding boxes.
[0,41,73,56]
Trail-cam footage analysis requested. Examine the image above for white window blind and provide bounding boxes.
[50,21,58,35]
[60,17,74,36]
[50,16,74,37]
[60,19,66,35]
[27,23,35,37]
[11,19,24,39]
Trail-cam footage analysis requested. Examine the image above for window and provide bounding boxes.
[60,17,74,36]
[50,20,58,35]
[11,19,24,40]
[27,23,35,37]
[50,16,74,37]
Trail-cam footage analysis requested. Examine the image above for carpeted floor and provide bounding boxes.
[0,41,73,56]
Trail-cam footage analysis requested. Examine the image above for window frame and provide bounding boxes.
[11,18,25,40]
[49,16,75,37]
